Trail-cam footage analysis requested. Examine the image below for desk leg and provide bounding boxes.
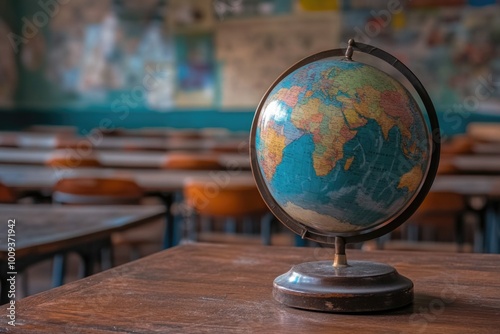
[52,254,66,287]
[161,192,174,249]
[485,201,500,254]
[0,262,7,305]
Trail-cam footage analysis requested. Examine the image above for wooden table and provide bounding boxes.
[3,243,499,332]
[452,155,500,174]
[472,143,500,155]
[0,204,165,304]
[0,132,60,148]
[0,147,250,169]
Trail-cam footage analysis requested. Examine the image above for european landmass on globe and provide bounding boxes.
[256,59,430,233]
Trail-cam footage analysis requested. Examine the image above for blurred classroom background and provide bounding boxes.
[1,0,500,301]
[0,0,499,134]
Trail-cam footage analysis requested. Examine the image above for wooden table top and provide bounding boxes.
[5,243,499,333]
[0,147,250,169]
[0,204,165,260]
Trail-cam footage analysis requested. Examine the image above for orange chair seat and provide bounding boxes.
[184,181,268,217]
[0,182,16,203]
[46,154,102,168]
[53,178,143,204]
[164,153,223,170]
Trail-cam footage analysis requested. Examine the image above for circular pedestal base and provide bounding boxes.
[273,260,413,313]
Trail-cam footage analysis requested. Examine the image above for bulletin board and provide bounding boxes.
[216,12,341,109]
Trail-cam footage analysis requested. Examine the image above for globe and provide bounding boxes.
[253,58,431,235]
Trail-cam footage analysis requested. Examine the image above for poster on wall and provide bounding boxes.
[43,0,175,109]
[174,34,215,108]
[216,12,341,109]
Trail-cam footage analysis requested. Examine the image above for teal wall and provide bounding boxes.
[1,0,499,135]
[0,0,256,133]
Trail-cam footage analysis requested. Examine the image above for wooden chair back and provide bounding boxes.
[184,180,268,217]
[163,153,224,170]
[46,153,102,168]
[0,182,16,203]
[53,178,143,205]
[415,191,465,216]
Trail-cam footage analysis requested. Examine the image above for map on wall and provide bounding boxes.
[341,6,500,116]
[44,0,175,109]
[216,12,341,109]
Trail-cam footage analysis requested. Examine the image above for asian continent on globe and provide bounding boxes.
[255,59,430,233]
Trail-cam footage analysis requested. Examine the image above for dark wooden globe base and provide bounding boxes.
[273,260,413,313]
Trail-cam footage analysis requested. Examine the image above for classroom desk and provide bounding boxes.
[0,132,60,148]
[452,155,500,174]
[2,243,498,332]
[472,143,500,155]
[0,204,165,305]
[0,147,250,169]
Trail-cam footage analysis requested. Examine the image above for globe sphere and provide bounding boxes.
[254,58,430,234]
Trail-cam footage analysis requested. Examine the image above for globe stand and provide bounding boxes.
[273,237,413,312]
[250,39,440,314]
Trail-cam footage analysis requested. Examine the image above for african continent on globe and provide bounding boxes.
[255,59,430,233]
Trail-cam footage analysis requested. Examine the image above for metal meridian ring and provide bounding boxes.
[249,41,440,245]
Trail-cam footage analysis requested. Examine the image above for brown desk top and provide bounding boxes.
[4,243,499,333]
[0,204,165,260]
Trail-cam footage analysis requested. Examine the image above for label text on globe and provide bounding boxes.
[6,219,16,326]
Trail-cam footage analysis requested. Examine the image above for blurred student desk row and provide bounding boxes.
[0,164,500,252]
[0,130,249,152]
[0,165,255,248]
[23,125,249,139]
[5,146,500,174]
[0,204,165,304]
[0,147,250,170]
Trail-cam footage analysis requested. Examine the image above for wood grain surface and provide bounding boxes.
[2,243,499,333]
